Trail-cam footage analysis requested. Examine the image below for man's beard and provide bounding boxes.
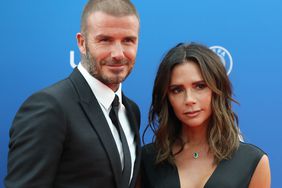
[83,48,133,86]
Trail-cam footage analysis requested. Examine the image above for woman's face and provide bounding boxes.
[168,61,212,129]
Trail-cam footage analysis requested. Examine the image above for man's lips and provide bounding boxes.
[107,64,126,72]
[107,63,125,67]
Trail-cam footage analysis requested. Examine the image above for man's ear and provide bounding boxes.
[76,32,86,55]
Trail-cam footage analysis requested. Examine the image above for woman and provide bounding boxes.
[141,43,271,188]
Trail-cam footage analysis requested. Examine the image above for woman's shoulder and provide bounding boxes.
[238,141,266,157]
[228,141,266,169]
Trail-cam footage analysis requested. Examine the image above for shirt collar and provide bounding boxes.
[77,63,122,110]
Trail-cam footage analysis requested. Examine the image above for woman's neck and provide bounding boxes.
[181,124,208,147]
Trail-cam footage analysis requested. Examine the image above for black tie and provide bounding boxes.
[109,95,131,187]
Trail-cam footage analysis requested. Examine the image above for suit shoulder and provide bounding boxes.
[142,143,156,159]
[123,95,139,108]
[24,76,78,106]
[122,94,140,119]
[41,77,74,97]
[142,143,155,151]
[16,77,76,118]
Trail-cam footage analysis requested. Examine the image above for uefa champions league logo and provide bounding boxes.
[70,50,79,68]
[70,45,233,75]
[209,46,233,75]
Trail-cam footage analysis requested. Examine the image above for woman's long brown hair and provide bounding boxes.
[143,43,240,165]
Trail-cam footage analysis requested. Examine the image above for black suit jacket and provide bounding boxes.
[5,68,141,188]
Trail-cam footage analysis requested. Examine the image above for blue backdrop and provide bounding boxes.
[1,0,281,187]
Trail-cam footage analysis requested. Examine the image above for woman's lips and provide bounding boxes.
[184,110,201,117]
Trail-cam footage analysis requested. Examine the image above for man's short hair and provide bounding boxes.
[81,0,139,35]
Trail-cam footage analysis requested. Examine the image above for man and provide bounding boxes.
[5,0,141,187]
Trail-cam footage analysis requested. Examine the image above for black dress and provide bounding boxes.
[141,142,265,188]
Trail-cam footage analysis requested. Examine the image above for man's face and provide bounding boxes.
[77,11,139,91]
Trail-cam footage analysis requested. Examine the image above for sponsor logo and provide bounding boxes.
[70,50,79,68]
[209,46,233,75]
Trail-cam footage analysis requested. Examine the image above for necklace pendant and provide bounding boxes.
[193,152,199,159]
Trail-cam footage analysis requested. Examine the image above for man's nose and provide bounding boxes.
[111,42,125,61]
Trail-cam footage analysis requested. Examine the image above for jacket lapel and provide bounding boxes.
[69,68,122,187]
[122,95,141,188]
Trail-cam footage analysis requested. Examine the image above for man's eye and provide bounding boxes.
[100,38,109,42]
[123,38,135,44]
[98,38,111,43]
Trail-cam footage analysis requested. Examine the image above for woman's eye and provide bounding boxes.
[170,87,183,94]
[195,83,207,89]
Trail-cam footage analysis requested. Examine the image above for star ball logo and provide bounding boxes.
[209,46,233,75]
[70,45,234,75]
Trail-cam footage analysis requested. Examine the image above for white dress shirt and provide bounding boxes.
[77,63,136,181]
